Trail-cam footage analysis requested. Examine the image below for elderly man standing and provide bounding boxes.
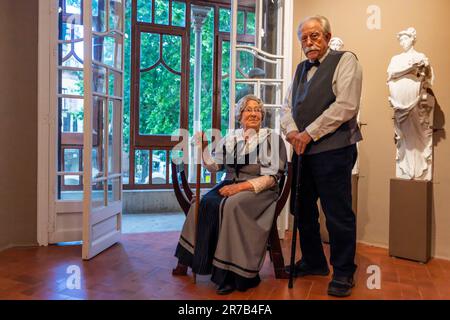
[281,15,362,297]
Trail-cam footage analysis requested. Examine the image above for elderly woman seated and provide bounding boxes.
[172,95,287,295]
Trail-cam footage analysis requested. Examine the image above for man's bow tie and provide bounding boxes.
[304,60,321,73]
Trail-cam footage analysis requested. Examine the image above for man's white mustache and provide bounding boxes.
[304,46,320,54]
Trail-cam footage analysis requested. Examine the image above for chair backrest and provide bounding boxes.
[171,161,191,215]
[172,160,292,217]
[274,162,292,218]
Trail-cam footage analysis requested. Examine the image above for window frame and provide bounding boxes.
[125,0,255,190]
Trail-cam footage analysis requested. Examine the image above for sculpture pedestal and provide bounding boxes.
[389,178,432,263]
[319,174,359,243]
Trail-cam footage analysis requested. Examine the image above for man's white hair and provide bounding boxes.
[297,15,332,40]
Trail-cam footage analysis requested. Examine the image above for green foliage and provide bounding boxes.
[123,0,256,149]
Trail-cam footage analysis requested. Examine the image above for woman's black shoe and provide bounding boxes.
[216,283,235,295]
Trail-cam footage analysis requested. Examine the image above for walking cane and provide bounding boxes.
[192,132,203,284]
[288,154,303,289]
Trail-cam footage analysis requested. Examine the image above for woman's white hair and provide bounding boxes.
[297,15,332,40]
[235,94,265,123]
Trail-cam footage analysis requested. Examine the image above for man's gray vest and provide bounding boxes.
[292,50,362,155]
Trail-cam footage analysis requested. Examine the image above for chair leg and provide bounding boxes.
[267,243,273,262]
[172,262,188,276]
[269,223,290,279]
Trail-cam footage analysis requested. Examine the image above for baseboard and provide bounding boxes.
[0,244,13,252]
[356,240,388,250]
[356,240,450,262]
[428,254,450,262]
[0,242,39,252]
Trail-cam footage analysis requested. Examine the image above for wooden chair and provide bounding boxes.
[171,161,292,279]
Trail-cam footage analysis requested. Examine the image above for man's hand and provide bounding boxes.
[286,130,312,155]
[219,184,243,197]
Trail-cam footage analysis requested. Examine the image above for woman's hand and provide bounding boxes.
[219,181,253,197]
[219,184,244,197]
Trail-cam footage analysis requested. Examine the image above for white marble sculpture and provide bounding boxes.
[387,27,435,181]
[329,37,344,51]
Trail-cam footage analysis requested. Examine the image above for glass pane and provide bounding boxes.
[220,40,230,136]
[65,0,82,15]
[92,0,107,33]
[92,146,101,178]
[107,100,121,175]
[237,10,245,34]
[123,0,132,185]
[262,2,280,55]
[59,23,83,41]
[162,34,181,73]
[171,1,185,27]
[93,64,107,94]
[122,151,130,184]
[92,181,105,208]
[93,34,123,69]
[169,149,184,183]
[64,149,81,172]
[108,69,122,97]
[61,54,83,68]
[236,49,255,79]
[74,40,84,63]
[110,0,124,30]
[60,98,84,133]
[61,39,82,62]
[246,12,255,35]
[137,0,152,23]
[189,6,213,136]
[262,107,280,130]
[59,188,83,200]
[64,149,81,185]
[140,32,160,70]
[139,66,181,135]
[260,84,281,106]
[60,69,84,95]
[63,175,80,186]
[154,0,169,25]
[187,163,210,184]
[107,100,114,174]
[152,150,167,184]
[107,178,121,203]
[235,83,254,103]
[219,8,230,32]
[135,150,150,184]
[92,97,105,179]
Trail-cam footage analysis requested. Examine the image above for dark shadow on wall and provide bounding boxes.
[430,89,445,257]
[431,89,445,146]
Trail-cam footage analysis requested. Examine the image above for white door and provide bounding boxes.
[228,0,293,237]
[47,0,87,244]
[82,0,124,260]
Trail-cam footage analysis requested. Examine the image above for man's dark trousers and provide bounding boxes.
[294,144,358,278]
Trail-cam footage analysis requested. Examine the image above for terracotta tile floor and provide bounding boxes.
[0,231,449,300]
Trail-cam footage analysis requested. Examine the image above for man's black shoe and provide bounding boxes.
[216,283,235,295]
[284,260,330,277]
[327,276,355,297]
